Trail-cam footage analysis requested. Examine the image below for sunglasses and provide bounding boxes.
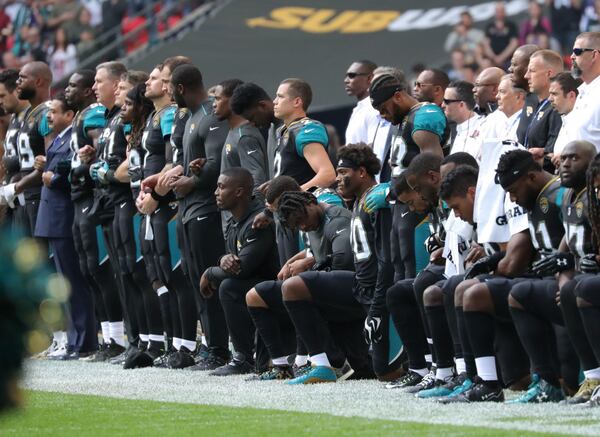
[345,72,368,79]
[443,98,463,105]
[572,47,596,56]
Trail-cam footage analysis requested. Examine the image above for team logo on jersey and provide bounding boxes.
[526,106,534,117]
[189,123,195,133]
[537,111,545,120]
[539,197,549,214]
[236,239,242,251]
[225,143,232,155]
[152,115,160,128]
[576,201,584,218]
[179,109,188,119]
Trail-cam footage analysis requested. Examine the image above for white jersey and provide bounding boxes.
[443,210,475,277]
[474,108,527,243]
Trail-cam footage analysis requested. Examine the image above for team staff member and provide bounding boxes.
[35,94,98,360]
[200,168,279,376]
[167,64,229,369]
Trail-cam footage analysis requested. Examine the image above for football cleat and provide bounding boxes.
[417,373,463,399]
[506,378,564,403]
[247,365,295,381]
[189,353,228,371]
[209,358,255,376]
[153,346,177,368]
[439,377,504,403]
[292,362,312,377]
[405,370,436,394]
[562,378,600,405]
[287,365,337,385]
[583,385,600,407]
[385,370,423,389]
[334,360,355,382]
[168,346,195,369]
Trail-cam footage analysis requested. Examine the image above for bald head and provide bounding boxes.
[17,61,52,103]
[565,140,597,160]
[559,140,597,189]
[24,61,53,84]
[510,44,540,90]
[474,67,504,108]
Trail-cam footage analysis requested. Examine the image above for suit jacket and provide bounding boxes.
[35,127,74,238]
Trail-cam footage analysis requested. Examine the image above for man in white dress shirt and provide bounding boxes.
[443,80,484,159]
[548,72,581,167]
[567,32,600,151]
[344,60,390,169]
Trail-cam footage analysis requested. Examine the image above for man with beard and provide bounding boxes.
[565,32,600,151]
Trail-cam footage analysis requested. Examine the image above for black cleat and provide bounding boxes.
[439,377,504,403]
[189,353,228,371]
[246,365,294,381]
[168,346,195,369]
[385,370,424,389]
[210,357,255,376]
[153,347,177,368]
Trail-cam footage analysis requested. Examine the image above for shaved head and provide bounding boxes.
[24,61,53,84]
[564,140,597,160]
[478,67,504,84]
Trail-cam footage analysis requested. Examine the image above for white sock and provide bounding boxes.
[272,356,288,366]
[181,339,197,352]
[295,354,309,367]
[53,331,66,346]
[475,356,498,381]
[425,354,433,364]
[201,335,207,347]
[173,337,182,351]
[409,368,429,377]
[157,286,168,296]
[149,334,164,343]
[139,334,149,343]
[109,321,126,347]
[310,352,331,367]
[583,367,600,380]
[436,367,454,381]
[455,358,466,375]
[100,322,110,344]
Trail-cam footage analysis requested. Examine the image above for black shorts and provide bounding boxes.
[479,275,529,321]
[510,278,562,325]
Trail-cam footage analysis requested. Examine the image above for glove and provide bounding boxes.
[55,159,71,176]
[531,252,575,277]
[128,164,142,185]
[89,161,109,184]
[363,312,383,345]
[425,234,442,255]
[364,182,391,213]
[580,254,600,274]
[2,183,16,208]
[464,251,506,280]
[106,155,121,170]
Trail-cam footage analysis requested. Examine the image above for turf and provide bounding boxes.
[0,390,567,436]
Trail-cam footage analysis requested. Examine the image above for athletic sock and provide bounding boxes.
[100,322,110,345]
[139,334,149,343]
[579,306,600,365]
[248,306,285,360]
[464,310,498,383]
[181,339,196,353]
[475,356,498,383]
[425,305,455,369]
[583,367,600,380]
[456,307,477,378]
[156,286,173,339]
[295,355,309,367]
[109,321,126,347]
[272,356,289,366]
[410,368,429,377]
[283,300,327,356]
[455,358,466,375]
[173,337,182,351]
[436,367,454,381]
[561,283,599,370]
[310,352,331,367]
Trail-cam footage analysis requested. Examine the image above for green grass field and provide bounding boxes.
[0,391,569,436]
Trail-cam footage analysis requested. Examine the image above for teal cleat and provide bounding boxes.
[506,378,564,404]
[418,373,469,399]
[442,376,474,399]
[287,365,337,385]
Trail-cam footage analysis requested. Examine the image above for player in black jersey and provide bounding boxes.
[166,64,229,369]
[214,79,267,193]
[0,69,29,231]
[282,143,401,384]
[507,140,597,403]
[4,62,53,237]
[446,149,564,403]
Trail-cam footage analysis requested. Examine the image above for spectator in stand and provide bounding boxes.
[48,28,78,82]
[102,0,128,34]
[81,0,103,27]
[2,52,20,70]
[77,30,96,61]
[46,0,82,35]
[546,0,583,54]
[20,26,47,64]
[11,0,44,58]
[581,0,600,32]
[519,0,552,48]
[444,11,485,61]
[481,1,519,68]
[447,49,467,81]
[66,7,96,45]
[0,6,11,55]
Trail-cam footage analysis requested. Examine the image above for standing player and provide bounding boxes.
[167,64,229,368]
[282,143,401,383]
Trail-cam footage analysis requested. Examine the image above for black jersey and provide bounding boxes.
[180,100,228,223]
[2,107,28,180]
[305,204,353,271]
[17,102,51,201]
[528,177,566,256]
[351,185,393,308]
[142,104,175,177]
[389,103,449,176]
[69,103,106,201]
[267,119,283,178]
[274,117,329,186]
[171,107,190,167]
[563,187,595,261]
[97,106,130,203]
[221,122,268,191]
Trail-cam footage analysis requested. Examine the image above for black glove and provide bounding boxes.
[363,310,383,345]
[425,234,442,254]
[311,255,332,272]
[464,251,505,280]
[579,254,600,274]
[531,252,575,277]
[54,159,71,176]
[128,165,142,184]
[106,155,122,170]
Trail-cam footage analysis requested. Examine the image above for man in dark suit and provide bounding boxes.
[34,93,97,360]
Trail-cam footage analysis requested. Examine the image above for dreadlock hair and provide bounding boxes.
[337,142,381,177]
[586,154,600,248]
[440,165,478,201]
[126,83,154,151]
[265,175,301,205]
[277,191,318,231]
